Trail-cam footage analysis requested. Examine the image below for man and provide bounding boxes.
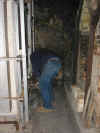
[30,48,62,112]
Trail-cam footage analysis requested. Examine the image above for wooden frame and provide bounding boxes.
[0,0,29,127]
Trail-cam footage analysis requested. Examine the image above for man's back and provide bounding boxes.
[30,49,60,77]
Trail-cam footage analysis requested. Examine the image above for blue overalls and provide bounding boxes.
[30,50,61,109]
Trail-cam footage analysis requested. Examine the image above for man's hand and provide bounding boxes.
[34,81,39,89]
[32,73,38,83]
[33,78,38,84]
[55,70,62,80]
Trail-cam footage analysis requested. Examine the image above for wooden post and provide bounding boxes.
[19,0,29,122]
[27,2,32,77]
[85,22,95,100]
[32,0,35,52]
[76,42,80,85]
[72,0,84,84]
[13,0,24,124]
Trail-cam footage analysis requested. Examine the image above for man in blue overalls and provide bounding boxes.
[30,49,62,112]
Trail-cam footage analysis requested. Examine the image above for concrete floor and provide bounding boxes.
[31,87,80,133]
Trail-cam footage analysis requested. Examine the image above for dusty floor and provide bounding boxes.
[31,87,80,133]
[0,85,99,133]
[66,87,100,133]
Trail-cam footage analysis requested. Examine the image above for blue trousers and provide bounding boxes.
[39,58,61,109]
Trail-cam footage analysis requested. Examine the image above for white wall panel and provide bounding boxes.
[0,0,10,113]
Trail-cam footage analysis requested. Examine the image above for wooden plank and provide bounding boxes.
[0,0,10,113]
[82,87,91,118]
[86,94,94,128]
[76,42,80,85]
[85,54,100,127]
[4,1,13,111]
[85,23,95,101]
[6,0,18,114]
